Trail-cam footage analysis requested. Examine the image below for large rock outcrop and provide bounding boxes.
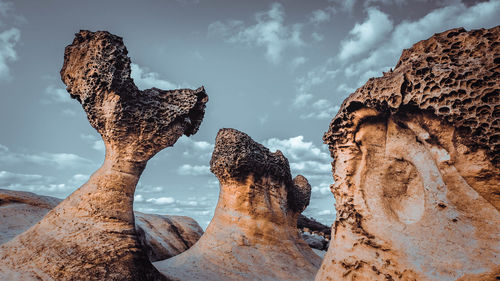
[0,189,203,262]
[154,128,322,281]
[0,30,208,281]
[317,27,500,280]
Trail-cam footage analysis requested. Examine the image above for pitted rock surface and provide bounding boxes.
[61,30,207,162]
[0,30,207,281]
[317,27,500,281]
[155,128,321,281]
[324,26,500,165]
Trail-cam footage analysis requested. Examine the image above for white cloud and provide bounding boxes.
[0,143,94,170]
[311,32,324,42]
[43,85,72,104]
[175,136,214,162]
[131,63,180,90]
[312,182,332,195]
[338,7,393,61]
[0,0,21,81]
[146,196,176,205]
[208,3,304,64]
[343,0,500,84]
[263,135,332,176]
[177,164,211,176]
[0,27,20,80]
[0,170,90,198]
[264,135,330,162]
[80,134,105,152]
[329,0,356,13]
[300,99,340,120]
[290,56,307,70]
[309,7,336,25]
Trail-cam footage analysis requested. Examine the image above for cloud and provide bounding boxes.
[290,56,307,70]
[208,3,304,64]
[0,27,20,81]
[343,0,500,84]
[146,196,176,205]
[299,99,340,120]
[263,136,332,176]
[175,136,214,162]
[329,0,356,13]
[80,134,105,152]
[338,7,393,61]
[43,85,72,104]
[0,143,94,170]
[0,0,22,81]
[309,7,336,25]
[0,171,90,198]
[130,63,181,90]
[311,32,324,42]
[177,164,211,176]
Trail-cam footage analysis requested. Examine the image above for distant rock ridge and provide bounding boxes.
[0,189,203,262]
[154,128,322,281]
[317,27,500,281]
[0,30,207,281]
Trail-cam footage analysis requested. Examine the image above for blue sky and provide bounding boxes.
[0,0,498,228]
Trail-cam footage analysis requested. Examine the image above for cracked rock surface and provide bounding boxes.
[0,30,207,281]
[154,128,321,281]
[317,27,500,281]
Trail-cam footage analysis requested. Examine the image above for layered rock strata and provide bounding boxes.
[154,128,322,281]
[317,27,500,280]
[0,30,207,281]
[0,189,204,262]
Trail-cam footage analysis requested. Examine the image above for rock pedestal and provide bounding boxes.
[0,30,207,281]
[155,128,321,281]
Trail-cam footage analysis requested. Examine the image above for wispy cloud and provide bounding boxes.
[131,63,182,90]
[0,0,21,81]
[0,143,94,170]
[338,7,393,61]
[177,164,211,176]
[208,3,304,64]
[43,85,72,104]
[343,0,500,85]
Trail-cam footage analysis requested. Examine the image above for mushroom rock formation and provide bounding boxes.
[0,189,204,262]
[154,128,322,281]
[317,27,500,281]
[0,30,208,281]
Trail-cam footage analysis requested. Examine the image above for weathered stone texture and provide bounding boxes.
[155,128,321,281]
[0,30,207,281]
[317,27,500,281]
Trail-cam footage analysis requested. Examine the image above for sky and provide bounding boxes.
[0,0,498,229]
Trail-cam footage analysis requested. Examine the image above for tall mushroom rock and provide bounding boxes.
[0,30,208,281]
[317,27,500,280]
[154,128,322,281]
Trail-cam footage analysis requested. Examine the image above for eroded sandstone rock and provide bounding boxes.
[317,27,500,280]
[0,189,204,262]
[154,128,322,281]
[0,30,207,281]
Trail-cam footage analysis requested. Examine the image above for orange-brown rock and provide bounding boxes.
[317,27,500,280]
[0,30,207,281]
[0,189,204,262]
[154,128,321,281]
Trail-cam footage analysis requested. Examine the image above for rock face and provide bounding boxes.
[134,212,203,262]
[0,189,61,245]
[318,27,500,280]
[0,30,207,281]
[154,128,322,281]
[0,189,203,262]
